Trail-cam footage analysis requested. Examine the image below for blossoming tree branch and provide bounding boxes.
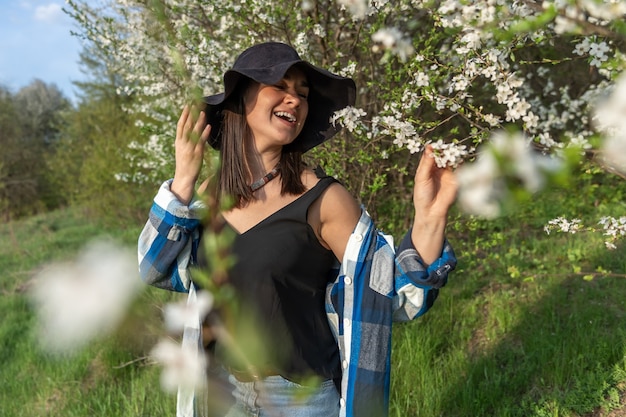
[67,0,625,220]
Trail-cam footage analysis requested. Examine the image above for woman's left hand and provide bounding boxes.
[413,145,458,219]
[411,145,458,264]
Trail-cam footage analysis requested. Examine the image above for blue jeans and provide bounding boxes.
[224,374,340,417]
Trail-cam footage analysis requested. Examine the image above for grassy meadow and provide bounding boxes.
[0,208,177,416]
[1,172,625,416]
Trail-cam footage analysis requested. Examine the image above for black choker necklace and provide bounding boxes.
[249,165,280,192]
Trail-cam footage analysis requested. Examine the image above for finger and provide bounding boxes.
[434,169,459,205]
[200,122,212,143]
[191,111,208,139]
[184,106,195,135]
[176,105,190,134]
[415,145,436,182]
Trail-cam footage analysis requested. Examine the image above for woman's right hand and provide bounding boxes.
[171,105,212,205]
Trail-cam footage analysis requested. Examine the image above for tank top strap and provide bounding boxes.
[294,175,338,211]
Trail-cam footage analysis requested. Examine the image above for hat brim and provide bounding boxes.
[203,60,355,152]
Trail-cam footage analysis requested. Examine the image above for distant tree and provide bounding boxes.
[14,79,69,144]
[0,85,36,220]
[0,86,20,220]
[0,80,71,219]
[49,41,156,225]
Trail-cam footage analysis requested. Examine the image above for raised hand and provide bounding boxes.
[171,105,212,205]
[411,145,458,264]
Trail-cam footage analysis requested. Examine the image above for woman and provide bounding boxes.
[138,42,457,417]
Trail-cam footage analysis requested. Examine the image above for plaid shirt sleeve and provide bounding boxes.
[392,230,456,322]
[326,208,457,417]
[137,180,205,292]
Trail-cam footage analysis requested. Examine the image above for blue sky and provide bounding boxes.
[0,0,86,104]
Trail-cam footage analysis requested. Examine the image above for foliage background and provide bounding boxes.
[1,0,626,416]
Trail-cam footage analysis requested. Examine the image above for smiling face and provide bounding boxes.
[243,66,310,151]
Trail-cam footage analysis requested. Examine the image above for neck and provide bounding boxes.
[249,163,280,192]
[245,147,282,182]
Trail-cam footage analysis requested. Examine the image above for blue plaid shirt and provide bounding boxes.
[138,180,457,417]
[326,210,456,417]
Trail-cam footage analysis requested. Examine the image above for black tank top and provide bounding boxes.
[215,176,341,382]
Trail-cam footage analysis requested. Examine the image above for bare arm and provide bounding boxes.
[316,183,362,262]
[316,145,457,265]
[411,145,458,265]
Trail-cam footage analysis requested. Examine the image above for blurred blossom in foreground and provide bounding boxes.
[151,338,207,393]
[594,73,626,175]
[164,290,213,334]
[337,0,368,19]
[371,27,415,62]
[456,131,562,218]
[456,149,501,219]
[30,240,141,354]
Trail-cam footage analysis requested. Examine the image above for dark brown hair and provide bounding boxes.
[217,80,306,208]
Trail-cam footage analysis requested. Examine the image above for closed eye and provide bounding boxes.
[274,82,308,100]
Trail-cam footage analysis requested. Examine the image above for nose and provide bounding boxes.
[283,88,302,107]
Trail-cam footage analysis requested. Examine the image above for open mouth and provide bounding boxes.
[274,111,297,123]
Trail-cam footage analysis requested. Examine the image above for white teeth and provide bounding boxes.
[275,111,296,123]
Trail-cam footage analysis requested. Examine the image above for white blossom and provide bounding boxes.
[594,73,626,174]
[491,131,560,193]
[30,240,141,354]
[312,24,326,38]
[536,132,559,151]
[574,38,592,56]
[378,114,418,147]
[457,130,563,218]
[483,113,501,127]
[456,151,502,218]
[544,217,583,234]
[151,339,208,393]
[554,15,579,34]
[338,61,357,78]
[330,106,367,133]
[302,0,314,12]
[430,140,469,168]
[407,139,422,154]
[163,290,214,334]
[589,41,610,67]
[599,216,626,237]
[337,0,369,19]
[414,71,430,87]
[598,216,626,250]
[580,0,626,21]
[371,27,415,62]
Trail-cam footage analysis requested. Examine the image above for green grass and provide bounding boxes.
[0,207,180,417]
[2,175,626,416]
[389,180,626,417]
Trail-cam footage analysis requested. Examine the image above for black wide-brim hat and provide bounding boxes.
[204,42,356,153]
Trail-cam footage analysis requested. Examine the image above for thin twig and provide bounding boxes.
[113,355,153,369]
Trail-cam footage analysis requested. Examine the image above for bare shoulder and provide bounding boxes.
[302,167,359,214]
[311,177,361,260]
[319,181,361,220]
